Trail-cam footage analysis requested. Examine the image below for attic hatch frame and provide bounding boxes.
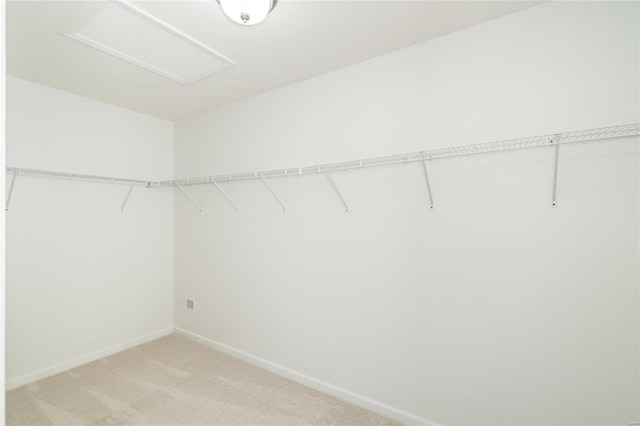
[5,122,640,212]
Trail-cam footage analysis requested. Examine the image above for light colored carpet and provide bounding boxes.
[6,334,400,425]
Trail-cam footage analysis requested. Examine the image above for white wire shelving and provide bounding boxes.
[5,122,640,212]
[160,123,640,186]
[3,168,158,212]
[4,167,158,187]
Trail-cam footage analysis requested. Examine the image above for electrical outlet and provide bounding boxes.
[186,298,195,310]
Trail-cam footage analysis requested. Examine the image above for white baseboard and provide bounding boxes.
[174,326,440,426]
[5,327,174,391]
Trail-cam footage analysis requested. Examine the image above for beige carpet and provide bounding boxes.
[6,334,400,425]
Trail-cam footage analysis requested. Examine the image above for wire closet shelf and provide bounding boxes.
[160,123,640,186]
[6,122,640,188]
[4,168,158,187]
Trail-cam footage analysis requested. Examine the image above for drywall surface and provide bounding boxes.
[5,76,174,386]
[174,2,639,425]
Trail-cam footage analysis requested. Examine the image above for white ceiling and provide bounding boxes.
[7,1,541,121]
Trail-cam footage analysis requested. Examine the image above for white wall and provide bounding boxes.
[1,0,7,418]
[5,76,174,387]
[173,2,639,425]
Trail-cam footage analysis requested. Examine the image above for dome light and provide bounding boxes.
[218,0,278,26]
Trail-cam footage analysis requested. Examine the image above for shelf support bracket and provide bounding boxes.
[421,160,434,209]
[325,172,348,213]
[208,178,238,212]
[175,182,202,212]
[5,172,17,211]
[550,135,560,208]
[120,182,135,213]
[260,174,286,212]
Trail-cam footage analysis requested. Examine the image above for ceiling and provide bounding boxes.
[7,1,541,121]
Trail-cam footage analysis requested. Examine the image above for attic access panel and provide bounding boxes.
[63,1,235,85]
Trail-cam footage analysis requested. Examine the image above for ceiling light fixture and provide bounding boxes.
[217,0,278,26]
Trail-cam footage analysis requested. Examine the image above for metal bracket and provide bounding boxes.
[175,182,202,212]
[208,178,238,212]
[421,160,434,209]
[325,172,348,213]
[260,174,286,212]
[5,171,17,211]
[550,135,560,208]
[120,182,135,213]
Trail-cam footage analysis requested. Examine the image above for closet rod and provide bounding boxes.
[160,123,639,187]
[4,167,160,187]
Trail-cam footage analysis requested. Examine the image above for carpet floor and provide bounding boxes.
[6,334,400,425]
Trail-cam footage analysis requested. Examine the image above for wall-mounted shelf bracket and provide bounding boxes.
[260,173,286,212]
[207,177,238,212]
[325,172,348,213]
[550,134,560,208]
[421,160,434,210]
[175,182,202,212]
[6,170,18,211]
[120,182,135,213]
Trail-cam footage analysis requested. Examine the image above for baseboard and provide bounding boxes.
[174,326,440,426]
[5,327,174,391]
